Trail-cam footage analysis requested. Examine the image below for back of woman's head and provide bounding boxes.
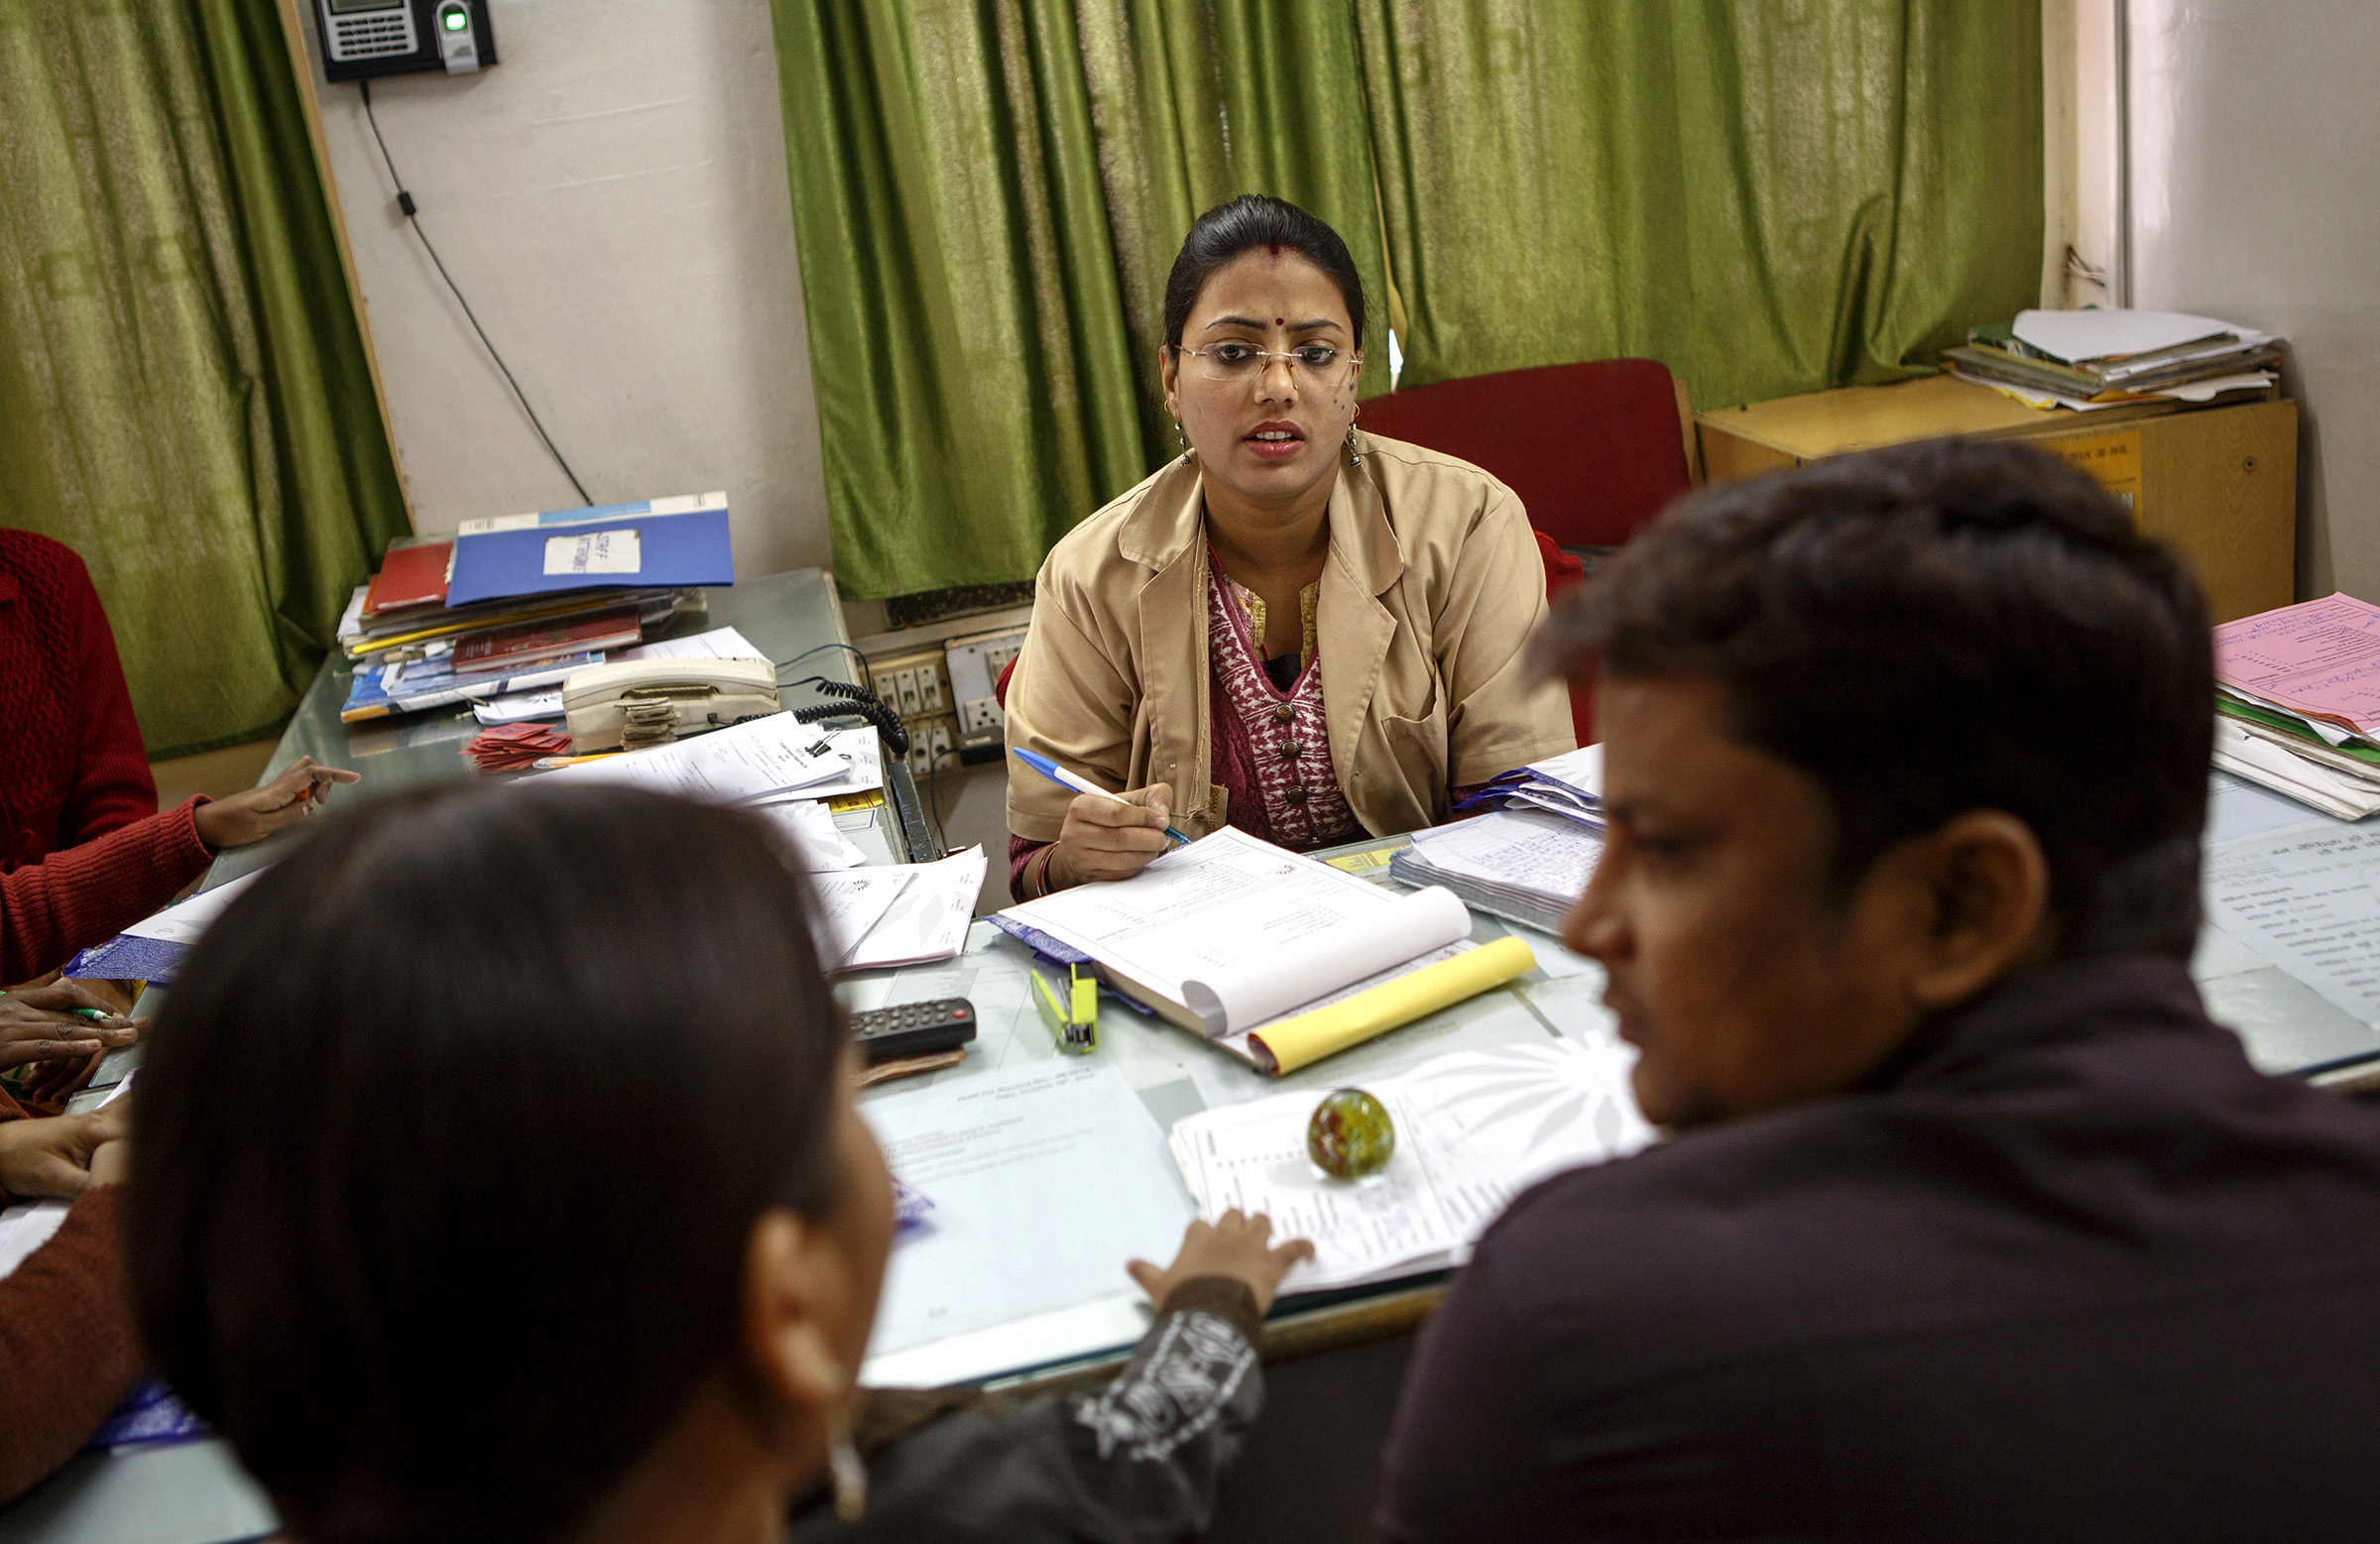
[127,781,847,1544]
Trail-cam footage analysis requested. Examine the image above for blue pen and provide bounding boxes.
[1012,749,1193,846]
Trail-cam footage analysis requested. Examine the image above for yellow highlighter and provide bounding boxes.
[1245,935,1537,1076]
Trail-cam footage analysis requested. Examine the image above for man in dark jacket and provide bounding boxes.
[1378,438,2380,1542]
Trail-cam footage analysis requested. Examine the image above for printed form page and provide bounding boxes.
[1005,827,1403,1006]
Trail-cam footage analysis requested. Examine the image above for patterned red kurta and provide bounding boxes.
[1202,561,1362,850]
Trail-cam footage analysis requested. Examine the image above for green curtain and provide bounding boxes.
[1356,1,2043,408]
[769,1,1391,601]
[0,0,409,759]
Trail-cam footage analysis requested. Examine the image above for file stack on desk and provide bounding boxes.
[1390,809,1604,935]
[336,494,734,723]
[2210,593,2380,820]
[1168,1038,1653,1291]
[1944,308,2283,412]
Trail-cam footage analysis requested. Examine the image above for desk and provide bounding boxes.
[6,768,2370,1541]
[0,567,928,1544]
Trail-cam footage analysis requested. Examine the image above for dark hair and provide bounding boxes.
[128,782,847,1544]
[1534,436,2213,958]
[1162,193,1365,349]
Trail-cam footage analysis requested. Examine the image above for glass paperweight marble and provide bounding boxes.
[1306,1088,1395,1180]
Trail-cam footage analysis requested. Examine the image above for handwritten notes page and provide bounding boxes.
[2204,822,2380,1024]
[1168,1037,1652,1292]
[2213,593,2380,734]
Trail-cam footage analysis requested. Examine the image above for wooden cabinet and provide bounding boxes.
[1695,374,2297,623]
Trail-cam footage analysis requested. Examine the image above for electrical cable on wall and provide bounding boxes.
[357,77,592,505]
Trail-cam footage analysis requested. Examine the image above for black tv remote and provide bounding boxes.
[849,998,978,1065]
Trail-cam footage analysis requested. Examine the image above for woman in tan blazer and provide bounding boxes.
[1004,194,1576,899]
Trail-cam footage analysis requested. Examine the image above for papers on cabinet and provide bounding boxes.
[1167,1037,1652,1292]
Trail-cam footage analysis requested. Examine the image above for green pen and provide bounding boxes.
[69,1009,112,1023]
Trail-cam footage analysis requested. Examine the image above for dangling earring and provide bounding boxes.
[1346,424,1363,468]
[1174,416,1194,465]
[828,1406,867,1522]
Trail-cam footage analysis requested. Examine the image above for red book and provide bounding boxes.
[450,607,642,676]
[364,541,453,615]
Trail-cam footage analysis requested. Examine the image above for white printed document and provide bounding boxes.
[839,847,986,971]
[1169,1037,1652,1292]
[760,799,868,872]
[998,826,1471,1034]
[865,1059,1195,1356]
[543,710,837,804]
[751,727,883,802]
[2204,822,2380,1023]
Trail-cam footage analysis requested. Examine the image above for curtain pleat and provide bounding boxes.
[0,0,410,758]
[1355,1,2043,408]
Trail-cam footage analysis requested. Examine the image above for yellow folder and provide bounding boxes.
[1245,935,1537,1076]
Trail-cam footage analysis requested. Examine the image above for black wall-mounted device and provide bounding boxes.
[312,0,497,82]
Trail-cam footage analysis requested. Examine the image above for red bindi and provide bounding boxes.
[1275,317,1284,325]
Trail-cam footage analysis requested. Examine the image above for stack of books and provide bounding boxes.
[336,494,734,723]
[1944,307,2282,412]
[2211,593,2380,821]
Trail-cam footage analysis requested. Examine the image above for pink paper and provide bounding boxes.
[2212,592,2380,734]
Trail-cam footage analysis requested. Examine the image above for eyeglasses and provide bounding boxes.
[1170,341,1359,382]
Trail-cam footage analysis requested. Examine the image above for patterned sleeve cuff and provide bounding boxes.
[1157,1275,1263,1345]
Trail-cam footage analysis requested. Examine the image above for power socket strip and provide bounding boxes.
[944,622,1031,753]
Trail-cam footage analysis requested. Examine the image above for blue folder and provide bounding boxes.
[445,493,735,607]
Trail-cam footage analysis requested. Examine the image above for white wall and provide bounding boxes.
[295,0,829,580]
[2127,0,2380,601]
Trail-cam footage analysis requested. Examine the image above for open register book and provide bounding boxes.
[991,826,1534,1075]
[1169,1038,1654,1291]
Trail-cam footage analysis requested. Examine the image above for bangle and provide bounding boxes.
[1033,844,1060,898]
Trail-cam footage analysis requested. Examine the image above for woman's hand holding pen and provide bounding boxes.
[193,756,362,851]
[0,981,144,1076]
[1050,784,1175,889]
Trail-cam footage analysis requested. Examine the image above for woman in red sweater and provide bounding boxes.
[0,530,158,870]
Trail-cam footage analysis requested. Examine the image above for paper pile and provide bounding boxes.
[1945,308,2282,413]
[1389,809,1603,934]
[335,494,734,725]
[1167,1038,1651,1292]
[812,848,988,971]
[2210,593,2380,820]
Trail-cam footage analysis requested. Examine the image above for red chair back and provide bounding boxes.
[1359,358,1692,549]
[1532,531,1595,747]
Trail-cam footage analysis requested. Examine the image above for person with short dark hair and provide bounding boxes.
[1003,193,1574,899]
[128,780,1311,1544]
[1377,438,2380,1541]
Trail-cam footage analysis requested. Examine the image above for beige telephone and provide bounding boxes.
[563,657,781,751]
